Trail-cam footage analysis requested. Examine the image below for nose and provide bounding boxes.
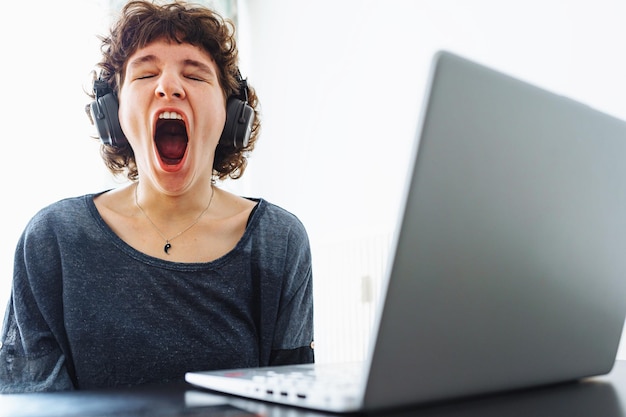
[155,73,185,100]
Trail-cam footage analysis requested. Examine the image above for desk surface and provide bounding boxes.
[2,361,626,417]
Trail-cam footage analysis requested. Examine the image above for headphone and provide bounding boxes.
[88,71,255,149]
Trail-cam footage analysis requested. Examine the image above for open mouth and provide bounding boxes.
[154,112,188,165]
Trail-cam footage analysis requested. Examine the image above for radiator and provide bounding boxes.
[311,232,392,364]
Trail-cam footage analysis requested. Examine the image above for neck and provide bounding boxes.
[134,181,216,223]
[133,181,216,255]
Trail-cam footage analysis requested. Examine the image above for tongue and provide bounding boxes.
[155,120,187,164]
[157,135,187,160]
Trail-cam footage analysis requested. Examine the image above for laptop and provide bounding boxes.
[185,50,626,413]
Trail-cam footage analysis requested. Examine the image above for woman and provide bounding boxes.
[0,0,314,392]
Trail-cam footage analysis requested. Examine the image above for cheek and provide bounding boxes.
[198,99,228,141]
[217,105,227,134]
[216,97,229,132]
[117,92,145,140]
[116,92,131,134]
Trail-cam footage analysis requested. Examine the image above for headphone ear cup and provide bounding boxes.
[220,97,255,149]
[89,92,127,147]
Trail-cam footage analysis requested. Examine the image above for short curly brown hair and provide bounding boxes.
[89,0,260,181]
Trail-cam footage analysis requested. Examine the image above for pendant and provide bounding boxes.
[164,242,172,254]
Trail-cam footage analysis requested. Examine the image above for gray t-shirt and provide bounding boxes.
[0,193,314,392]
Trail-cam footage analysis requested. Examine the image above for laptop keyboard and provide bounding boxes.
[249,363,363,402]
[187,362,366,411]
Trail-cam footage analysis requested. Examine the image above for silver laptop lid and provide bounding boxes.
[185,51,626,413]
[364,50,626,410]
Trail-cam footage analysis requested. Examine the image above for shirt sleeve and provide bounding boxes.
[0,223,75,393]
[251,202,315,367]
[268,215,315,365]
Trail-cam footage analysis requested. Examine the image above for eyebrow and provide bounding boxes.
[182,59,215,77]
[128,54,158,68]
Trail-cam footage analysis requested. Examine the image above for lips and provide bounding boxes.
[154,111,188,165]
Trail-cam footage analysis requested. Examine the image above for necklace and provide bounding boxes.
[134,184,215,254]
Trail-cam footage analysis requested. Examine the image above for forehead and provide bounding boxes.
[125,39,217,72]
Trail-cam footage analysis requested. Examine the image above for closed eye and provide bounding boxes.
[185,75,206,82]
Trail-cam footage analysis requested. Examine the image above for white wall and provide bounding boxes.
[0,0,117,312]
[2,0,626,362]
[236,0,626,362]
[237,0,626,238]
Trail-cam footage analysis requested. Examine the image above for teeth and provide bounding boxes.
[158,111,183,120]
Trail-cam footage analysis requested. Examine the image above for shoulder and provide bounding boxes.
[254,199,307,230]
[246,200,312,274]
[251,199,309,242]
[22,194,100,240]
[14,194,101,292]
[29,194,94,222]
[32,194,97,218]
